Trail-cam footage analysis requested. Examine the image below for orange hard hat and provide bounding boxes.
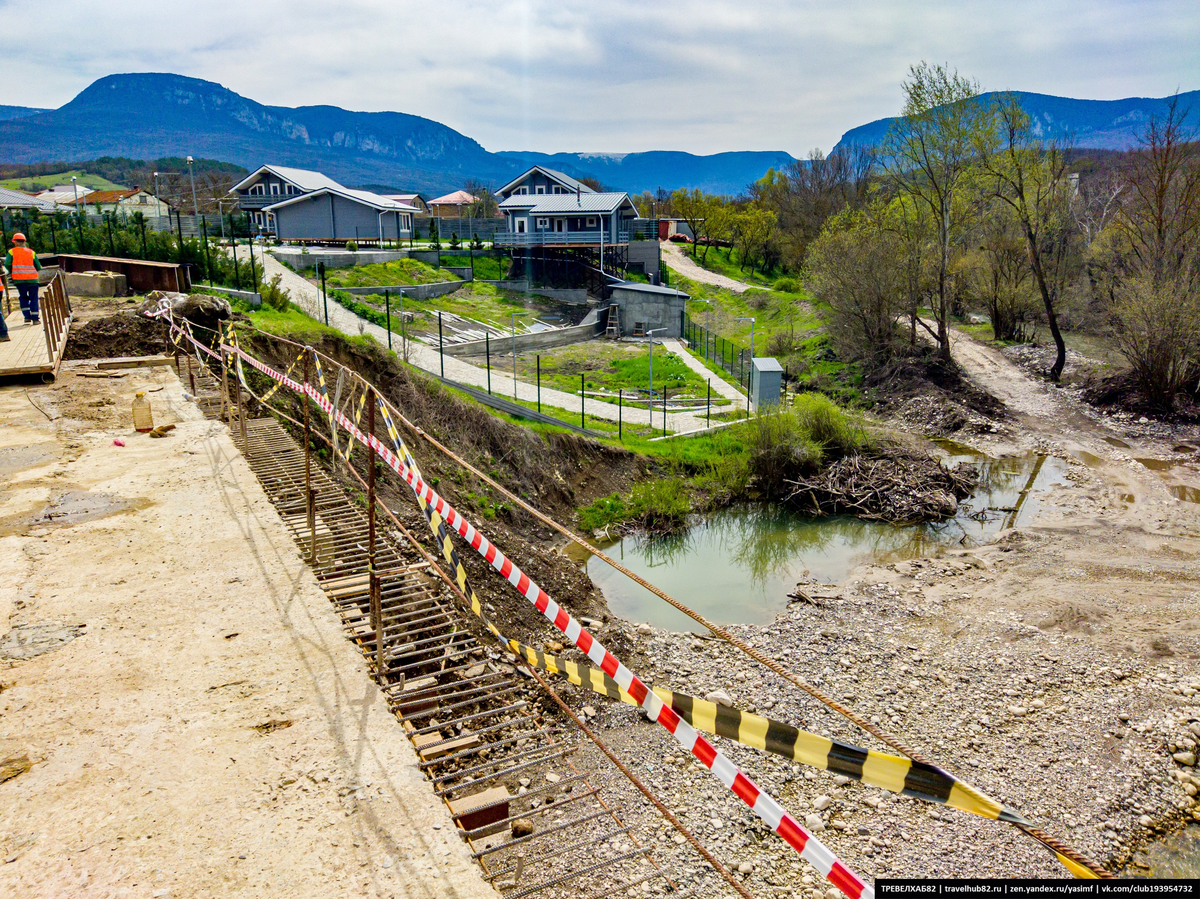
[11,233,26,243]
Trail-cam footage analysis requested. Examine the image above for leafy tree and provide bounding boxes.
[884,62,994,361]
[878,195,936,346]
[671,188,712,257]
[731,207,778,272]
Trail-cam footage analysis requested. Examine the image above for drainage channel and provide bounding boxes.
[204,399,690,899]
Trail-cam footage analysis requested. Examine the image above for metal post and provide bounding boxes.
[367,387,383,684]
[106,213,115,256]
[511,312,517,399]
[385,290,392,351]
[247,230,258,291]
[486,332,492,394]
[580,373,585,428]
[400,293,405,358]
[438,312,445,377]
[232,241,241,289]
[707,380,711,427]
[536,356,541,412]
[187,348,196,396]
[662,388,667,438]
[303,350,316,564]
[618,389,622,441]
[219,327,232,426]
[319,262,329,326]
[175,208,185,264]
[201,218,213,284]
[238,356,249,448]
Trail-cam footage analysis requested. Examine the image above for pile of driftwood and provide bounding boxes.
[785,450,976,523]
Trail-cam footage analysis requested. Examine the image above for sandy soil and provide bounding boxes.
[0,363,496,899]
[660,242,761,294]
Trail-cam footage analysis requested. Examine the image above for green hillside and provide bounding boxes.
[0,169,125,193]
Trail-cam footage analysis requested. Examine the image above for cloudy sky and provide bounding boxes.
[4,0,1198,155]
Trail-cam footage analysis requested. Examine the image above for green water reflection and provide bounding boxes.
[583,452,1071,631]
[1131,826,1200,877]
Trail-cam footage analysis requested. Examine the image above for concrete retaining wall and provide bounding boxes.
[341,280,468,300]
[203,285,263,308]
[530,287,588,304]
[609,283,688,338]
[443,266,474,281]
[480,280,530,292]
[627,239,661,279]
[407,250,442,266]
[443,319,603,357]
[273,249,409,270]
[63,271,128,297]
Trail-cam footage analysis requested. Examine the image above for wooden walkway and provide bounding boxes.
[0,275,73,380]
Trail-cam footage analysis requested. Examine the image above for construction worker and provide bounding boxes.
[0,259,8,341]
[7,233,42,326]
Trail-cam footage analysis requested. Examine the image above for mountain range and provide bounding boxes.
[0,74,1195,197]
[834,89,1200,153]
[0,73,793,196]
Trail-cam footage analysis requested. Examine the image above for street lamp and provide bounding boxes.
[511,312,518,399]
[186,156,199,218]
[645,327,667,429]
[70,175,81,216]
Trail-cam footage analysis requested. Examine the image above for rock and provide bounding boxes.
[813,795,832,811]
[1138,815,1154,828]
[826,889,843,899]
[518,777,531,787]
[545,641,564,653]
[833,775,852,787]
[511,819,534,838]
[637,623,654,636]
[581,705,596,719]
[805,814,826,832]
[1189,723,1200,739]
[0,754,31,784]
[1008,706,1028,716]
[545,772,561,783]
[1173,751,1197,766]
[705,690,734,708]
[1031,699,1046,709]
[863,797,882,809]
[737,862,754,874]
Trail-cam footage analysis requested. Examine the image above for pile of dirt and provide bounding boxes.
[864,349,1006,436]
[63,310,166,360]
[1082,369,1200,423]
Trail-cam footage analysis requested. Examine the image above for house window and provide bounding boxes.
[255,212,264,226]
[535,186,545,194]
[586,217,596,227]
[553,186,566,194]
[514,186,528,195]
[536,218,549,229]
[270,183,280,195]
[250,184,265,195]
[516,219,526,233]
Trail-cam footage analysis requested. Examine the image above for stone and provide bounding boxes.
[637,623,654,636]
[1138,815,1154,828]
[1173,751,1197,766]
[1008,706,1027,717]
[833,775,852,787]
[705,690,734,708]
[511,819,534,838]
[813,795,832,811]
[546,641,564,653]
[581,705,596,719]
[1031,699,1046,709]
[737,862,754,874]
[545,772,561,783]
[805,814,826,832]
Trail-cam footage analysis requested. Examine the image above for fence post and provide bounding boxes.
[385,290,392,352]
[486,332,491,394]
[232,239,241,289]
[248,240,258,294]
[367,387,383,684]
[580,373,585,429]
[201,218,213,284]
[618,389,622,441]
[303,350,316,563]
[320,262,329,326]
[438,312,445,377]
[536,355,541,412]
[662,388,667,438]
[707,380,711,427]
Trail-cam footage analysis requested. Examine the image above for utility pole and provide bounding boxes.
[187,156,199,218]
[646,327,666,430]
[511,312,518,400]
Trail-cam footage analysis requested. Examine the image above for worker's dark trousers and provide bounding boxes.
[16,282,39,322]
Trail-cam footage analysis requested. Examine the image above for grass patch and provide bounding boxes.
[578,479,691,534]
[681,245,777,287]
[0,169,125,192]
[326,258,460,288]
[509,342,720,403]
[438,254,510,280]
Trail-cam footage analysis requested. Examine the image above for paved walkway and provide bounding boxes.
[662,337,745,403]
[251,250,747,434]
[661,240,766,294]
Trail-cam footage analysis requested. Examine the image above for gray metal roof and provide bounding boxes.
[264,186,418,214]
[497,165,595,197]
[231,165,345,194]
[752,357,784,372]
[499,192,635,215]
[611,281,689,299]
[0,187,57,212]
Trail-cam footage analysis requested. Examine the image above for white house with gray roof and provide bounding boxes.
[494,166,638,248]
[231,165,417,243]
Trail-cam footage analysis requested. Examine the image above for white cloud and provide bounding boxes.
[1,0,1196,153]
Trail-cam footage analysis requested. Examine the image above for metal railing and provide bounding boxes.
[494,231,629,248]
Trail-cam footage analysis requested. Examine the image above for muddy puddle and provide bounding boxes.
[0,489,152,536]
[0,445,58,477]
[1128,825,1200,877]
[574,449,1072,630]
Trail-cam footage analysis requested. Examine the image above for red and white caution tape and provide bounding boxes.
[220,340,873,899]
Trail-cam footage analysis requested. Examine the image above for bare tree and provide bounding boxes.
[976,94,1078,380]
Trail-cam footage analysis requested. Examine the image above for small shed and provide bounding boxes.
[608,282,689,338]
[751,357,783,411]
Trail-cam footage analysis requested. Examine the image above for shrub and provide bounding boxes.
[767,332,794,357]
[578,479,691,534]
[745,411,824,493]
[260,273,291,311]
[1110,273,1200,412]
[345,240,358,252]
[773,276,799,292]
[449,232,461,250]
[793,392,869,456]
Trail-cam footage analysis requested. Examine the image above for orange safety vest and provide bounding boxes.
[9,246,37,281]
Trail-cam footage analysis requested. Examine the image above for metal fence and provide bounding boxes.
[415,216,505,242]
[682,311,754,391]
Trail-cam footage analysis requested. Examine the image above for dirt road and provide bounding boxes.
[660,241,762,293]
[0,364,495,899]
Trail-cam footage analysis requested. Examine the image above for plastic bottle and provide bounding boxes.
[132,392,154,433]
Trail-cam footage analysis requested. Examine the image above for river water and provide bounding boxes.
[578,449,1071,631]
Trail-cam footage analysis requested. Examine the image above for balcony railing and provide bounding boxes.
[494,230,629,248]
[237,195,278,210]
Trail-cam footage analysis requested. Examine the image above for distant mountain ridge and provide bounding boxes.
[0,73,795,195]
[834,89,1200,153]
[0,104,49,122]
